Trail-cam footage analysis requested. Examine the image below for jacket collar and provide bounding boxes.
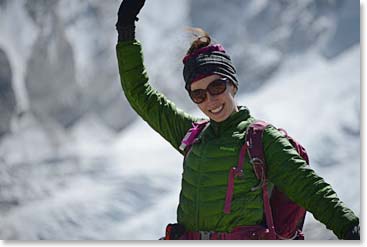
[210,106,250,136]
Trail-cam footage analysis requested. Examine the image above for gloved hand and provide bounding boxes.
[116,0,146,42]
[164,223,186,240]
[344,225,360,240]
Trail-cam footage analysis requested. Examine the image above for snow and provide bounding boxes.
[0,0,361,241]
[0,0,37,111]
[244,46,360,239]
[2,43,359,240]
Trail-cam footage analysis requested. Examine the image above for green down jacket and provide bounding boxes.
[116,40,359,239]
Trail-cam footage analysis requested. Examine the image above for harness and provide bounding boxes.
[163,120,308,240]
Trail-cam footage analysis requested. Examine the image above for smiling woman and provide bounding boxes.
[189,75,238,122]
[115,0,359,241]
[182,30,239,123]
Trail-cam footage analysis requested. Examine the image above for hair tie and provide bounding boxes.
[183,44,226,64]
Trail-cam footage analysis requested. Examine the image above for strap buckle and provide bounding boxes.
[199,231,212,240]
[276,230,299,240]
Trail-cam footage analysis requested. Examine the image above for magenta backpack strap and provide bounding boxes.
[180,120,210,155]
[223,121,267,215]
[224,142,249,214]
[246,120,277,240]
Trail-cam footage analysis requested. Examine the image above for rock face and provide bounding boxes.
[0,48,16,137]
[1,0,359,133]
[22,0,136,131]
[320,0,360,58]
[24,0,83,128]
[0,0,360,241]
[189,0,359,92]
[56,0,137,132]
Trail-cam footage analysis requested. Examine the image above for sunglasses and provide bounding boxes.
[189,78,229,104]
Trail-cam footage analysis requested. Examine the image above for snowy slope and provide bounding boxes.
[244,46,360,239]
[0,44,359,240]
[0,0,359,133]
[0,0,360,241]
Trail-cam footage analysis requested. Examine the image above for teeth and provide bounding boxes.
[210,105,224,113]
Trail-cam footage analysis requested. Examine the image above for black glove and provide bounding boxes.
[344,225,360,240]
[164,223,186,240]
[116,0,146,42]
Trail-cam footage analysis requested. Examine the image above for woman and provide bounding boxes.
[115,0,359,240]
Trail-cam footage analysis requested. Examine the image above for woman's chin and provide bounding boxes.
[208,111,228,122]
[207,105,238,122]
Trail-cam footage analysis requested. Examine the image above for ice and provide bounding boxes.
[0,0,360,240]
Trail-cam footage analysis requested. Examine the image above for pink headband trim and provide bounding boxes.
[182,44,226,64]
[189,73,214,87]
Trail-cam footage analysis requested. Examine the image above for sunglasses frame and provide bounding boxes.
[189,78,229,104]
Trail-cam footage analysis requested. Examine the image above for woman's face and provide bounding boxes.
[190,74,238,122]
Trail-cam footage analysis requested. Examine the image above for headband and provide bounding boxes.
[183,44,239,91]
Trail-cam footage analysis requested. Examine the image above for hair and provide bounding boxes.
[186,27,212,55]
[183,27,239,95]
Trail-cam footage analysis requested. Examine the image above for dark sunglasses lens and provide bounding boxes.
[207,79,227,95]
[190,89,207,104]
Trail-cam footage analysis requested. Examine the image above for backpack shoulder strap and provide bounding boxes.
[246,120,269,187]
[179,119,210,155]
[223,120,271,216]
[245,120,277,239]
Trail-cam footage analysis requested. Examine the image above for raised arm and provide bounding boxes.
[115,0,198,153]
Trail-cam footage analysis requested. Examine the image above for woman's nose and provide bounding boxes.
[207,92,218,102]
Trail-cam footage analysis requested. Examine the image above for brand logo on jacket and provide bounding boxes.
[219,146,236,152]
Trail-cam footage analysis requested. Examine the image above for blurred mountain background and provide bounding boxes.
[0,0,360,240]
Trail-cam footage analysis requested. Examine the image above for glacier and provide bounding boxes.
[0,0,360,240]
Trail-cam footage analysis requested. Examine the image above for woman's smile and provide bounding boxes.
[191,74,238,122]
[209,104,225,114]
